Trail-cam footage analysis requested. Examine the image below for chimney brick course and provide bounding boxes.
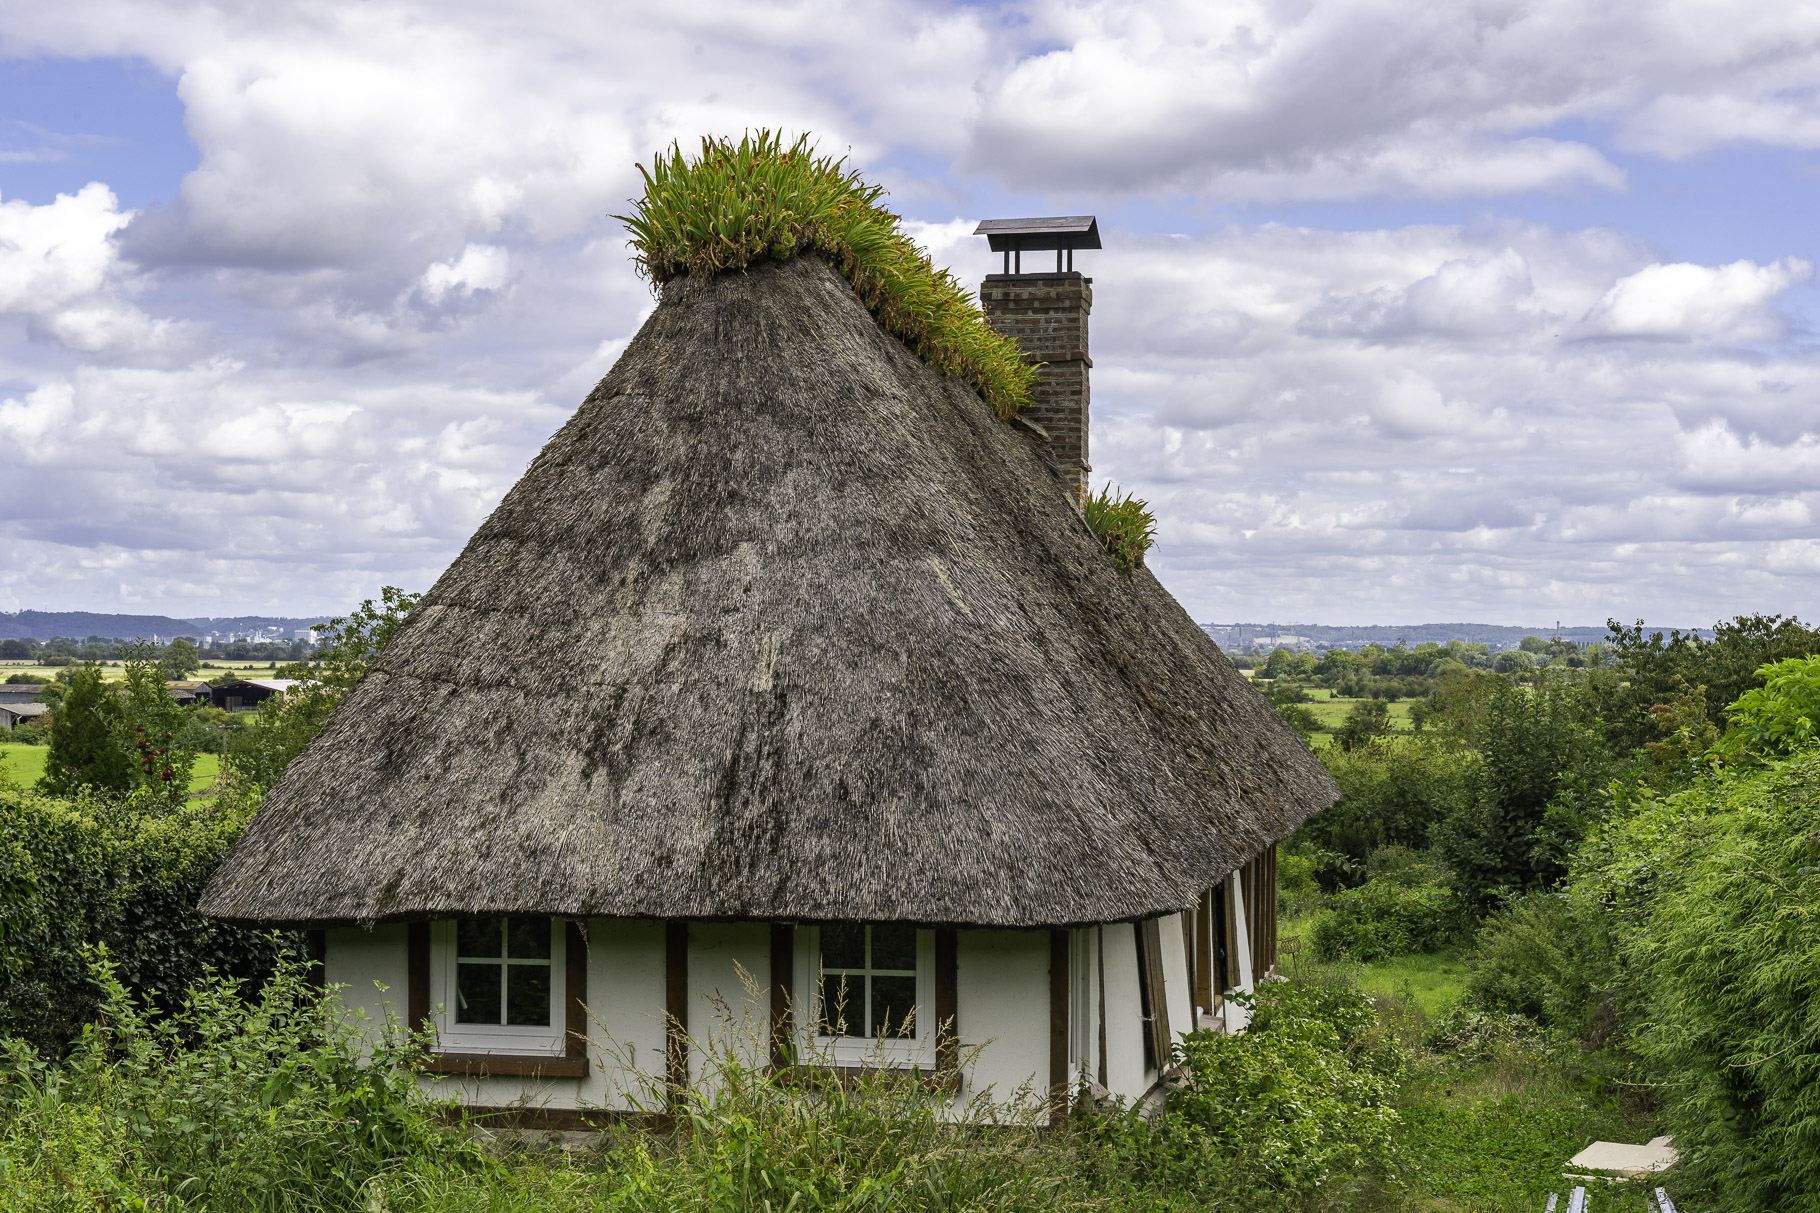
[980,272,1092,502]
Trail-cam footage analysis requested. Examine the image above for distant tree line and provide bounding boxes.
[1,634,315,664]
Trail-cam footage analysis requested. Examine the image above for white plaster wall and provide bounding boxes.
[954,929,1049,1118]
[1159,912,1193,1057]
[686,922,772,1086]
[324,924,408,1037]
[583,917,667,1111]
[1098,922,1149,1101]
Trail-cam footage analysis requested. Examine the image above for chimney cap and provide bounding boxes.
[972,215,1101,252]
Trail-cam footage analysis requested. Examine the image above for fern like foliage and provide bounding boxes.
[616,131,1036,420]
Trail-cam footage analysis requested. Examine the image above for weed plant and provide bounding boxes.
[0,952,473,1211]
[1080,483,1157,571]
[617,131,1037,421]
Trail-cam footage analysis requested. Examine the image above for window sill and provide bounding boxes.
[422,1052,588,1078]
[769,1063,962,1094]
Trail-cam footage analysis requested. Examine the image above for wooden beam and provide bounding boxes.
[769,923,794,1070]
[566,920,589,1068]
[407,922,430,1034]
[304,929,327,992]
[665,920,689,1103]
[1049,928,1070,1124]
[934,929,959,1076]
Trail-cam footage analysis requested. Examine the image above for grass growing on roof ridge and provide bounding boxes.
[1083,483,1158,571]
[616,131,1037,420]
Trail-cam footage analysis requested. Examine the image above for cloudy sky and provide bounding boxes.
[3,0,1819,627]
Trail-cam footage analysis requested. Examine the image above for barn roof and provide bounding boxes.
[200,253,1335,929]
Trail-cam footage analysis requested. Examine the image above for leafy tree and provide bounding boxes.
[116,642,198,807]
[1437,675,1608,910]
[1491,649,1536,673]
[1260,647,1295,679]
[223,587,419,794]
[36,665,132,798]
[1298,737,1477,880]
[1591,614,1820,753]
[159,637,200,681]
[1275,701,1322,741]
[1334,698,1392,751]
[0,639,29,659]
[1711,654,1820,763]
[1517,635,1549,654]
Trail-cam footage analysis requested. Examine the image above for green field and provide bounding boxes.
[0,744,220,797]
[1292,689,1419,748]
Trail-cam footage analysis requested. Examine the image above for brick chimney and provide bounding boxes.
[975,216,1101,503]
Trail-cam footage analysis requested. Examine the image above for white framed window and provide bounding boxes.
[429,916,567,1056]
[794,923,934,1067]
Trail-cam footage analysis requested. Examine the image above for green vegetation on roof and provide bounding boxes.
[1082,483,1158,571]
[616,132,1037,420]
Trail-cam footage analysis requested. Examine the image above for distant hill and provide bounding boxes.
[0,610,206,641]
[0,611,330,641]
[1202,621,1714,652]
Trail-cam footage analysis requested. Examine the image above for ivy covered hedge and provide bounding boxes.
[0,783,291,1054]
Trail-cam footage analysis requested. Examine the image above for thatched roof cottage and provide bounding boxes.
[201,151,1336,1125]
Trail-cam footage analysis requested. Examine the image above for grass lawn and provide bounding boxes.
[0,744,221,798]
[1358,948,1472,1018]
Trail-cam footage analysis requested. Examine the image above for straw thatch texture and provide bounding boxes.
[201,255,1336,929]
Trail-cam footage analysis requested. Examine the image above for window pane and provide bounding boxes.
[456,963,502,1024]
[819,973,859,1037]
[507,916,551,959]
[458,917,503,958]
[820,923,865,970]
[871,924,917,972]
[871,975,917,1038]
[506,964,552,1026]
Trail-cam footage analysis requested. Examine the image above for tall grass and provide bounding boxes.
[0,952,474,1210]
[616,131,1037,421]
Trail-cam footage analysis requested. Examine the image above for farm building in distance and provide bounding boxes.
[207,679,299,712]
[0,702,48,732]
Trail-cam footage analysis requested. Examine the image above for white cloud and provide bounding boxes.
[1578,258,1813,342]
[419,244,510,302]
[4,0,1820,623]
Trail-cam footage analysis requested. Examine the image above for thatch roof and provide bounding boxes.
[201,254,1336,929]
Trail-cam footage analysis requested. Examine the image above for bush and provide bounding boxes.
[1106,978,1402,1205]
[0,783,290,1054]
[0,953,472,1209]
[1311,877,1462,962]
[1628,754,1820,1209]
[1297,738,1478,881]
[1463,893,1598,1026]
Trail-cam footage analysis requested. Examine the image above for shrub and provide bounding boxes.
[1278,845,1323,917]
[1081,483,1158,571]
[0,783,290,1054]
[1311,877,1462,962]
[1627,754,1820,1208]
[1334,698,1392,750]
[1463,892,1598,1026]
[1712,653,1820,762]
[1105,978,1402,1205]
[0,953,471,1209]
[616,131,1037,421]
[1297,737,1478,880]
